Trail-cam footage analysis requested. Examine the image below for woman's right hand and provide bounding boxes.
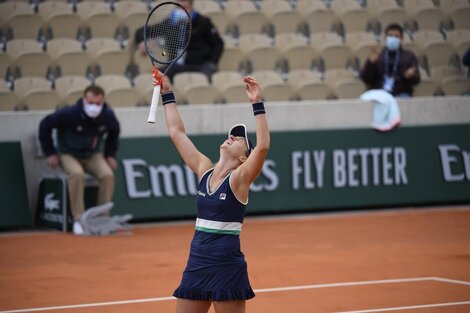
[243,76,262,103]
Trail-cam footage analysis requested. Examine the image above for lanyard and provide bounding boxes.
[384,49,400,77]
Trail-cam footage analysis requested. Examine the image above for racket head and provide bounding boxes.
[143,2,192,65]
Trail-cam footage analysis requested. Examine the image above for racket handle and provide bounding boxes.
[147,84,161,123]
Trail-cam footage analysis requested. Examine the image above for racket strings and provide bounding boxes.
[145,3,191,64]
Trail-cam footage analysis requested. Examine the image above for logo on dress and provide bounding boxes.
[197,191,206,197]
[219,193,226,200]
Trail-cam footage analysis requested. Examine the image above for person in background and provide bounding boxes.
[38,86,120,235]
[360,23,420,97]
[134,0,224,82]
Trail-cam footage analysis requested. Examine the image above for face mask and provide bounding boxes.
[385,36,400,51]
[83,101,103,118]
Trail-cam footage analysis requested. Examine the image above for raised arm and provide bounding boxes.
[159,73,213,178]
[234,76,270,187]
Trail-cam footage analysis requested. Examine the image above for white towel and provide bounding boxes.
[360,89,401,132]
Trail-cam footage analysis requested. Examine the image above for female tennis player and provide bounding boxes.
[156,72,269,313]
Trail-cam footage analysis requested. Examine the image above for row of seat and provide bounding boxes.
[1,68,469,112]
[1,0,469,44]
[2,28,468,83]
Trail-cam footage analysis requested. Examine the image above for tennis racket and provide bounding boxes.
[143,2,192,123]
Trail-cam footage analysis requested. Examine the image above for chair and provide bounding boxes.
[39,2,81,40]
[132,49,153,75]
[7,39,52,79]
[206,10,231,36]
[440,0,469,28]
[368,0,407,34]
[311,32,352,71]
[225,0,269,37]
[47,39,93,77]
[106,87,140,108]
[413,78,440,96]
[212,71,245,103]
[0,52,12,80]
[173,72,210,96]
[194,0,222,15]
[133,73,154,105]
[4,11,44,40]
[95,74,132,93]
[184,85,221,105]
[239,34,282,72]
[330,0,371,35]
[346,31,379,70]
[0,2,33,22]
[54,75,91,106]
[76,2,120,40]
[260,0,302,35]
[440,76,470,95]
[14,76,57,110]
[430,65,464,83]
[423,42,458,70]
[324,68,357,89]
[113,1,149,42]
[86,38,130,75]
[275,33,315,71]
[446,29,470,64]
[251,70,294,102]
[449,7,470,29]
[288,69,332,100]
[0,79,18,111]
[333,79,366,99]
[296,0,336,36]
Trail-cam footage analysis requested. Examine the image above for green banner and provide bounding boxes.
[111,124,470,221]
[0,142,30,228]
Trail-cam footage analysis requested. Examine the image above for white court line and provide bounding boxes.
[333,301,470,313]
[1,277,468,313]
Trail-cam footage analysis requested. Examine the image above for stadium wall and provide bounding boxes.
[0,96,469,227]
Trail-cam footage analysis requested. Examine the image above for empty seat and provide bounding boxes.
[251,70,294,102]
[184,85,221,105]
[4,11,44,40]
[133,73,153,106]
[225,1,269,37]
[430,65,464,83]
[132,49,153,75]
[449,7,470,29]
[441,0,470,28]
[0,79,18,111]
[275,33,315,71]
[423,42,458,70]
[403,0,443,31]
[47,39,93,77]
[446,29,470,63]
[311,32,352,71]
[7,39,52,79]
[413,78,440,96]
[172,72,219,104]
[346,31,379,70]
[324,68,357,88]
[0,52,12,80]
[212,71,245,103]
[95,74,132,92]
[76,2,120,40]
[113,1,149,41]
[14,77,58,111]
[54,75,91,106]
[288,69,332,100]
[260,0,302,35]
[106,87,140,107]
[331,0,371,35]
[441,75,470,95]
[296,0,336,36]
[368,0,407,34]
[239,34,282,72]
[86,38,130,75]
[39,2,81,40]
[173,72,210,95]
[333,79,367,99]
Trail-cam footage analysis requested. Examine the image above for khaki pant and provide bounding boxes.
[60,153,114,220]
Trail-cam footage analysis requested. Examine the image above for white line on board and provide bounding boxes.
[1,277,469,313]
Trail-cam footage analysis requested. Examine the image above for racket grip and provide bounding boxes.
[147,84,161,123]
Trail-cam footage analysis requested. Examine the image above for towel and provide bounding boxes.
[359,89,401,132]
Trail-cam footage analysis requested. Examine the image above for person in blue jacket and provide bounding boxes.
[38,85,120,235]
[158,71,270,313]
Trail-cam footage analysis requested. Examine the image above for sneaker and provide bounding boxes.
[73,221,84,235]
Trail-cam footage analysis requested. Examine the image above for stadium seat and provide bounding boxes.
[218,45,245,72]
[132,49,153,75]
[251,70,295,102]
[86,38,130,76]
[47,39,93,77]
[296,0,336,36]
[440,0,470,28]
[446,29,470,64]
[225,1,269,37]
[7,39,52,79]
[413,78,440,96]
[95,74,132,92]
[275,33,315,72]
[106,87,140,108]
[239,34,282,72]
[113,1,149,42]
[423,42,458,70]
[287,69,332,100]
[14,76,58,111]
[449,7,470,29]
[259,0,302,36]
[172,72,210,97]
[184,85,221,105]
[0,53,12,81]
[440,76,470,95]
[368,0,407,34]
[76,2,120,40]
[54,75,91,107]
[133,73,153,106]
[211,71,246,103]
[39,2,81,40]
[430,65,464,83]
[4,10,44,40]
[0,79,18,111]
[172,72,219,104]
[310,32,352,71]
[331,0,371,35]
[403,0,443,31]
[345,31,379,70]
[324,68,357,89]
[332,79,366,99]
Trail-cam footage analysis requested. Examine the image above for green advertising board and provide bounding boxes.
[111,124,470,221]
[0,142,30,228]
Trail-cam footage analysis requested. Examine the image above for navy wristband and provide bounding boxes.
[252,101,265,115]
[162,91,176,105]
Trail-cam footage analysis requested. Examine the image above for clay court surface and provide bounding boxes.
[1,206,469,313]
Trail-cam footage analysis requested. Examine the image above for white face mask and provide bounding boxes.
[385,36,400,51]
[83,101,103,118]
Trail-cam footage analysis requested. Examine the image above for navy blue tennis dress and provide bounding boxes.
[173,168,256,301]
